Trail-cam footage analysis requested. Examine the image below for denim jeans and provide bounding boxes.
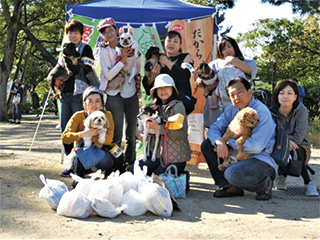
[74,151,114,179]
[60,93,83,154]
[106,93,139,164]
[201,139,275,194]
[11,103,21,121]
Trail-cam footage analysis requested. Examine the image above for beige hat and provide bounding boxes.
[150,74,178,97]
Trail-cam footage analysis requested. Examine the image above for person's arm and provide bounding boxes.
[61,112,83,144]
[159,102,188,138]
[80,45,94,74]
[224,56,252,75]
[160,53,193,85]
[91,110,114,145]
[99,47,124,91]
[240,104,276,154]
[142,63,161,95]
[288,106,308,145]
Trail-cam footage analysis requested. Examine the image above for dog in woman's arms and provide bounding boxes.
[219,107,260,170]
[63,111,109,170]
[137,105,161,162]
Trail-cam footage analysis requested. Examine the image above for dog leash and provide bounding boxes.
[160,126,169,168]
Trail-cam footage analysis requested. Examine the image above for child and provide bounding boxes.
[136,74,191,176]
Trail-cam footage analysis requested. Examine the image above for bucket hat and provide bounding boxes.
[97,18,116,33]
[150,74,178,97]
[14,79,21,85]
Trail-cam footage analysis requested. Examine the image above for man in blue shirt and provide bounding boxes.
[201,77,278,200]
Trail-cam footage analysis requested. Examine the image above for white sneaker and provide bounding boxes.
[305,181,319,197]
[275,175,287,190]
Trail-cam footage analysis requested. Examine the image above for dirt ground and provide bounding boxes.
[1,114,319,240]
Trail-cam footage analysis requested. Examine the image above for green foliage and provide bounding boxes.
[308,117,320,149]
[261,0,320,15]
[238,15,320,119]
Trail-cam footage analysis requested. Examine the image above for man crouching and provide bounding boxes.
[201,77,278,200]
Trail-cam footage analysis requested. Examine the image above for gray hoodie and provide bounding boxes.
[270,102,310,148]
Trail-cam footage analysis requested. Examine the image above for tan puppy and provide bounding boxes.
[83,110,109,148]
[219,107,259,170]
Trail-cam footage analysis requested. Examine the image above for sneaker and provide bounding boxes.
[16,121,21,124]
[214,186,244,198]
[256,178,274,201]
[10,120,16,124]
[305,181,319,197]
[275,175,287,190]
[60,168,74,177]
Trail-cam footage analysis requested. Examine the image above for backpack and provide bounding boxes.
[271,126,290,168]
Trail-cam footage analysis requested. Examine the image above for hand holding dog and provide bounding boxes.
[215,139,229,159]
[80,128,101,138]
[120,47,133,64]
[145,118,161,131]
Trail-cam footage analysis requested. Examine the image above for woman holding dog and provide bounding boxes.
[61,87,125,187]
[142,30,196,115]
[202,36,258,127]
[59,19,95,176]
[270,79,318,196]
[136,74,191,176]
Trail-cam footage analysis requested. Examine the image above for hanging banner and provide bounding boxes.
[168,17,214,165]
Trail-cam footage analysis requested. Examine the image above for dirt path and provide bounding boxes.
[1,114,319,240]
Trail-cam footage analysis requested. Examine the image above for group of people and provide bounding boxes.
[52,17,317,198]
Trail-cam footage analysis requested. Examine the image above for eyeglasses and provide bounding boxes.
[102,28,115,36]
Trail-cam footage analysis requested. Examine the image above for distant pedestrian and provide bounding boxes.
[10,79,24,124]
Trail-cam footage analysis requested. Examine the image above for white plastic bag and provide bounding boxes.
[57,190,92,219]
[118,171,137,193]
[120,189,148,216]
[88,171,124,207]
[39,174,68,210]
[71,169,101,196]
[92,198,127,218]
[140,182,173,218]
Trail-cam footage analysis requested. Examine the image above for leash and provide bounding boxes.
[160,126,169,168]
[25,88,52,165]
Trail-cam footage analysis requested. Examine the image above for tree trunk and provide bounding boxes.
[0,0,23,121]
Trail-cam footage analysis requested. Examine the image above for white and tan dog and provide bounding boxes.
[63,111,109,170]
[137,105,161,162]
[83,110,109,148]
[118,27,139,84]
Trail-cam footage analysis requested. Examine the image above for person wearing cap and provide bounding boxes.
[61,87,125,184]
[136,74,191,176]
[10,79,24,124]
[97,17,140,166]
[142,30,196,115]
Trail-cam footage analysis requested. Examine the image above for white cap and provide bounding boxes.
[150,74,178,97]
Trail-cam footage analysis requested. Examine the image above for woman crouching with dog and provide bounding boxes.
[135,74,191,177]
[61,87,126,187]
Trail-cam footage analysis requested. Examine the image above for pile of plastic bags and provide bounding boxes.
[39,162,173,219]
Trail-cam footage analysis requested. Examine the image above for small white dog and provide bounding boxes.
[137,105,161,162]
[118,27,139,84]
[83,110,109,148]
[63,111,109,170]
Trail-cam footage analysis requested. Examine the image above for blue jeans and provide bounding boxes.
[106,93,139,164]
[12,103,21,121]
[74,151,114,179]
[201,139,275,194]
[60,93,83,154]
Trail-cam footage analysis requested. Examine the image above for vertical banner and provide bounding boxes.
[168,17,214,165]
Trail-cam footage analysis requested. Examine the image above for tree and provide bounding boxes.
[262,0,320,16]
[0,0,90,121]
[237,15,320,119]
